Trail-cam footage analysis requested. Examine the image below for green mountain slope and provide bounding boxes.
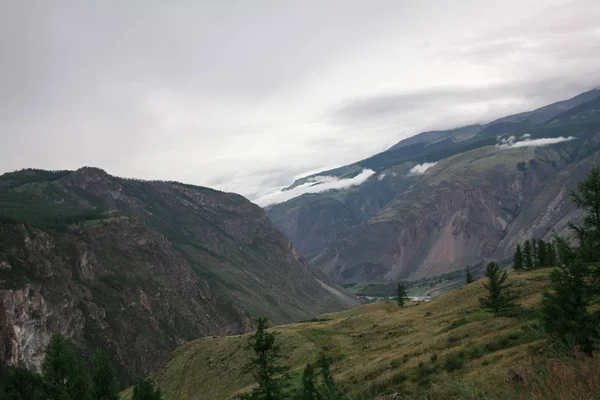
[0,168,357,383]
[126,269,551,400]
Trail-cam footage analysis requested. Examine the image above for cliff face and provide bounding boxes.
[0,169,357,383]
[0,220,246,382]
[267,90,600,284]
[313,139,599,283]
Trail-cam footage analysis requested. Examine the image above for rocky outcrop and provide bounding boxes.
[312,136,600,283]
[0,169,357,383]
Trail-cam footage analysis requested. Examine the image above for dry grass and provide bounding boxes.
[522,352,600,400]
[121,269,555,400]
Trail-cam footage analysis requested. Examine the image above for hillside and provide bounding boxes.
[133,269,551,400]
[267,88,600,282]
[0,168,357,383]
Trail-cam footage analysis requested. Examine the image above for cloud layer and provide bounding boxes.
[256,169,375,207]
[1,1,599,202]
[410,162,438,174]
[497,135,575,149]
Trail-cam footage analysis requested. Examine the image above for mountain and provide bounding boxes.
[0,168,357,383]
[122,268,553,400]
[266,88,600,283]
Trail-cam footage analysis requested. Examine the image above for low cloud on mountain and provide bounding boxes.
[410,162,437,174]
[256,169,375,207]
[497,135,574,149]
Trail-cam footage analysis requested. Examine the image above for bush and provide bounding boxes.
[443,352,467,372]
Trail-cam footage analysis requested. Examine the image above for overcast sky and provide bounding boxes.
[1,0,599,201]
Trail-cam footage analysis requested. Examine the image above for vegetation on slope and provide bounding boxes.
[129,166,600,399]
[135,268,550,399]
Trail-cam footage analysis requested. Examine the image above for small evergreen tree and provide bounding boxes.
[465,265,474,284]
[0,366,47,400]
[315,352,344,400]
[513,245,523,270]
[538,239,549,267]
[532,239,539,268]
[240,317,290,400]
[132,378,162,400]
[548,241,557,266]
[523,240,533,270]
[300,363,318,400]
[570,166,600,261]
[479,262,517,316]
[542,257,598,355]
[91,348,120,400]
[396,283,408,307]
[541,167,600,355]
[42,334,92,400]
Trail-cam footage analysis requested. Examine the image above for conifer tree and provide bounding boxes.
[537,239,547,267]
[91,348,120,400]
[315,352,344,400]
[396,283,408,307]
[0,366,47,400]
[542,167,600,354]
[132,378,162,400]
[570,165,600,261]
[532,239,539,268]
[465,265,474,284]
[300,363,318,400]
[513,245,523,270]
[42,334,92,400]
[523,240,533,269]
[479,262,517,316]
[548,241,557,266]
[542,257,597,355]
[240,317,290,400]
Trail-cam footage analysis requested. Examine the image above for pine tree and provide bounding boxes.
[300,363,318,400]
[132,378,162,400]
[532,239,538,268]
[537,239,547,267]
[548,241,557,267]
[91,348,120,400]
[513,245,523,270]
[479,262,517,316]
[0,366,47,400]
[396,283,408,307]
[42,334,92,400]
[523,240,533,270]
[315,352,344,400]
[465,265,474,284]
[570,165,600,261]
[542,258,597,355]
[541,167,600,354]
[240,317,290,400]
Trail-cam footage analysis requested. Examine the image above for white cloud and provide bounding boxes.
[410,162,437,174]
[256,169,375,207]
[497,135,574,149]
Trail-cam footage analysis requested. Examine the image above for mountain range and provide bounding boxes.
[267,88,600,283]
[0,168,357,383]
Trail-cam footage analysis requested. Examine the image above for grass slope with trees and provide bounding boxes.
[120,167,600,400]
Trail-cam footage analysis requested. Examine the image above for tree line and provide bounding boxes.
[477,166,600,355]
[0,334,161,400]
[513,237,557,270]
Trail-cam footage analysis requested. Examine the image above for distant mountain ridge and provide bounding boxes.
[267,88,600,283]
[0,168,357,383]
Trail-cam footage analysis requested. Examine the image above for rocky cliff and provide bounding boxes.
[0,169,357,383]
[267,89,600,283]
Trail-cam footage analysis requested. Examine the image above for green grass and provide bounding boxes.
[121,269,553,400]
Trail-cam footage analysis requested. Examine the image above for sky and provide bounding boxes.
[1,0,600,202]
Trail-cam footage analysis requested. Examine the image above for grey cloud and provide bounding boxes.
[1,0,599,201]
